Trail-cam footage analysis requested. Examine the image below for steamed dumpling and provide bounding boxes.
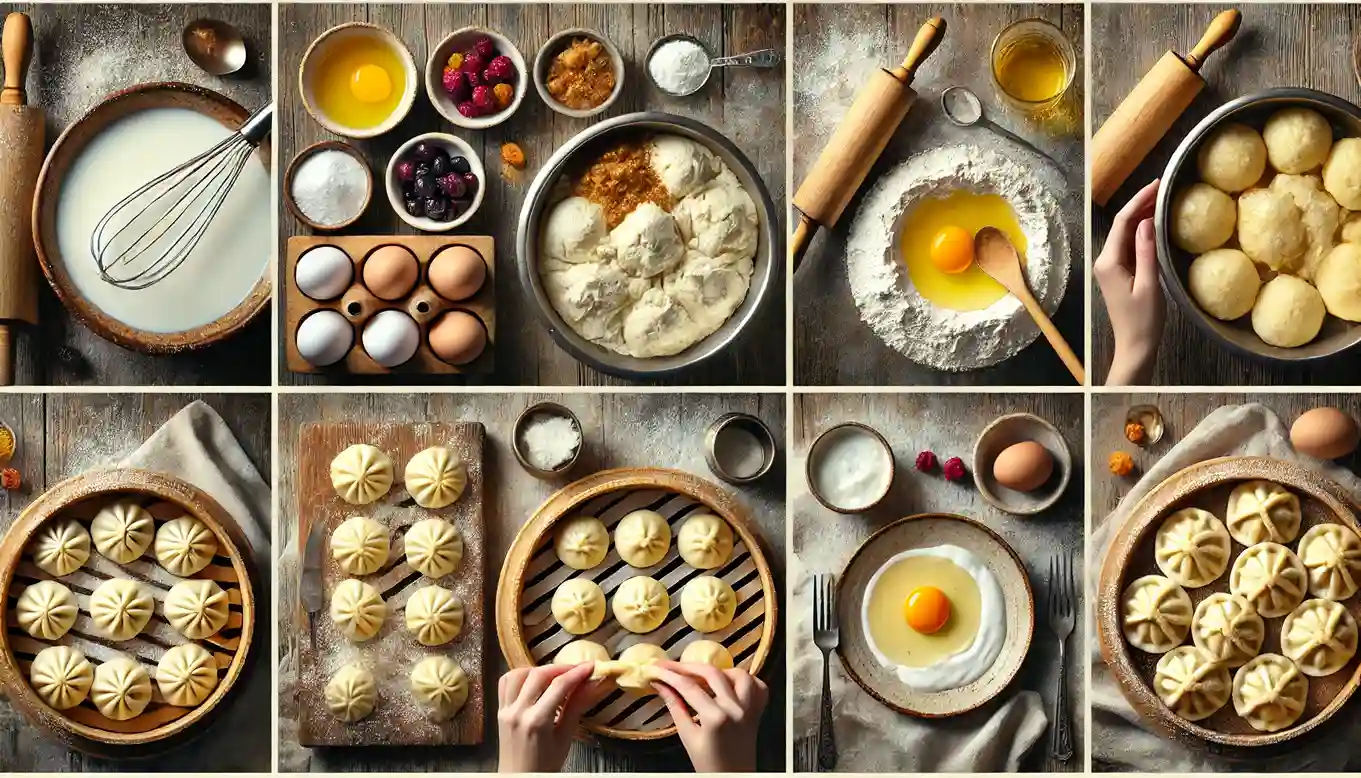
[1233,653,1309,732]
[593,642,667,694]
[615,510,671,568]
[552,578,606,634]
[326,664,376,722]
[1281,598,1358,676]
[1298,523,1361,601]
[404,518,464,578]
[1122,574,1194,653]
[677,513,734,570]
[89,579,154,641]
[156,643,219,706]
[405,446,467,509]
[331,444,394,505]
[330,579,386,641]
[554,516,610,570]
[1154,508,1232,588]
[91,657,153,721]
[410,655,469,720]
[681,639,735,669]
[331,516,389,575]
[405,585,465,646]
[164,578,230,639]
[16,580,78,640]
[1191,592,1265,668]
[30,519,90,576]
[29,646,93,710]
[613,575,670,633]
[1153,645,1232,722]
[1231,542,1308,618]
[681,575,737,633]
[555,639,610,666]
[1226,481,1302,546]
[91,501,155,563]
[154,516,217,576]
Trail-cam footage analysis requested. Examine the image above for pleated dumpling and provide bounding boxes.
[681,639,735,669]
[404,518,464,578]
[154,516,217,576]
[331,516,389,576]
[1231,542,1308,618]
[1281,598,1359,676]
[410,655,469,720]
[612,575,670,634]
[405,446,467,509]
[17,580,78,640]
[554,516,610,570]
[330,579,386,641]
[91,501,155,563]
[615,510,671,568]
[1191,592,1265,668]
[405,585,465,646]
[554,639,610,666]
[331,444,394,505]
[1298,523,1361,601]
[1122,574,1194,653]
[593,642,667,694]
[156,643,219,706]
[29,646,93,710]
[89,579,154,641]
[678,513,734,570]
[326,664,376,722]
[1153,645,1232,722]
[681,575,737,633]
[552,578,606,634]
[1155,508,1232,588]
[1233,654,1309,732]
[91,657,153,721]
[164,579,231,639]
[30,519,90,576]
[1226,481,1302,546]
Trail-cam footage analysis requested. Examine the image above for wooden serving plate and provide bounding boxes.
[1097,457,1361,751]
[296,422,486,747]
[285,235,496,375]
[495,467,779,741]
[0,469,258,756]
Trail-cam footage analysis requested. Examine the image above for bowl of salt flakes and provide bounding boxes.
[513,402,583,478]
[284,140,372,231]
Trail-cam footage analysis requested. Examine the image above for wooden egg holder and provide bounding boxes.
[285,235,496,374]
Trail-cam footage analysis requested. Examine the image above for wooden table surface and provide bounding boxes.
[790,392,1085,772]
[792,3,1086,387]
[277,3,786,388]
[1091,3,1361,386]
[0,393,271,772]
[0,3,272,387]
[276,392,787,772]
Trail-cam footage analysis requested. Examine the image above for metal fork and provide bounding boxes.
[813,573,839,771]
[1048,552,1076,764]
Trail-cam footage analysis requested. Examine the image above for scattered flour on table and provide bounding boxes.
[793,24,891,153]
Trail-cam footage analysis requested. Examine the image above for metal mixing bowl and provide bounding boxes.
[1155,87,1361,365]
[517,112,779,378]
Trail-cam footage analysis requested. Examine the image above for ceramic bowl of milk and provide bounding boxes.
[807,422,897,513]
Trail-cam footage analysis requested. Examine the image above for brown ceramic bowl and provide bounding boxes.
[284,140,372,231]
[972,413,1072,516]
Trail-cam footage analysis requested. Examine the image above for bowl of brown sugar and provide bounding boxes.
[533,28,625,119]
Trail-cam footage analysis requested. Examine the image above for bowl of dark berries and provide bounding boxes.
[385,133,485,232]
[426,27,527,130]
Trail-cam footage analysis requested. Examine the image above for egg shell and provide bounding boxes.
[1291,407,1360,459]
[991,440,1054,493]
[361,309,420,367]
[296,310,353,366]
[295,245,354,300]
[428,310,486,365]
[362,245,419,300]
[427,245,486,301]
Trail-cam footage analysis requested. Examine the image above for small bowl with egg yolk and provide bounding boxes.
[299,22,418,139]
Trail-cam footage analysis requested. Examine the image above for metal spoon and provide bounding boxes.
[182,18,248,76]
[940,85,1059,167]
[645,33,781,97]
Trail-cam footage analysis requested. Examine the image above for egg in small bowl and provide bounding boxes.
[300,22,418,138]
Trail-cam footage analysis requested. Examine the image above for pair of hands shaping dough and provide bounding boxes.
[497,661,769,773]
[1095,179,1166,385]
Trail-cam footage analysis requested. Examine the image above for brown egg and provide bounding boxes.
[992,440,1054,493]
[362,245,419,300]
[1291,407,1359,459]
[428,311,486,365]
[428,245,486,301]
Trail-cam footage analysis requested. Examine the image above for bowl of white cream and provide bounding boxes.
[806,422,896,513]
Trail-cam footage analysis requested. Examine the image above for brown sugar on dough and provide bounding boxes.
[573,142,671,229]
[592,643,668,694]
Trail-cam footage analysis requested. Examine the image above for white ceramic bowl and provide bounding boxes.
[385,133,485,232]
[298,22,418,139]
[532,28,625,119]
[425,26,528,130]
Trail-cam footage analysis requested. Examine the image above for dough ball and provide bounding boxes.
[593,643,668,694]
[411,656,469,720]
[89,579,154,641]
[16,580,77,640]
[30,518,90,576]
[677,512,734,570]
[164,578,230,639]
[331,516,389,576]
[663,250,754,331]
[1237,188,1308,272]
[156,643,218,707]
[90,500,154,563]
[405,585,465,646]
[680,575,738,633]
[1314,242,1361,321]
[552,578,606,634]
[671,176,759,263]
[541,261,634,345]
[612,575,670,633]
[326,664,376,722]
[1269,174,1341,280]
[1252,274,1327,347]
[615,509,672,568]
[1171,183,1236,253]
[404,518,464,578]
[330,578,386,641]
[1263,107,1334,173]
[1323,137,1361,210]
[155,515,217,577]
[331,444,394,505]
[1198,122,1268,192]
[29,646,93,710]
[554,639,611,666]
[405,446,467,509]
[609,202,685,278]
[681,639,735,669]
[91,657,153,721]
[542,196,609,264]
[650,135,720,199]
[624,286,702,358]
[1188,248,1261,320]
[554,516,610,570]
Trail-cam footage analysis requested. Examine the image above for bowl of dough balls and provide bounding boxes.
[1097,456,1361,748]
[1157,88,1361,363]
[0,470,257,751]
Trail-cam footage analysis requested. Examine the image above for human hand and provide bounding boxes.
[1094,179,1165,385]
[497,663,608,773]
[652,661,769,773]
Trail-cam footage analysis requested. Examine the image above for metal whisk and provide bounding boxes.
[91,102,273,290]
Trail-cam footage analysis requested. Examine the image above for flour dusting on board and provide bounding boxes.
[794,24,891,153]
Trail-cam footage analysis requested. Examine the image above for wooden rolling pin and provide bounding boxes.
[0,12,43,385]
[1090,9,1241,206]
[790,17,946,269]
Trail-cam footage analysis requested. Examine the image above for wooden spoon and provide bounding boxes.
[974,227,1085,385]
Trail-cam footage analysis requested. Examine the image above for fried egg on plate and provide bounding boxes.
[861,544,1006,692]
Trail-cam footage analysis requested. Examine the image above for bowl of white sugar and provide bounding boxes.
[285,140,372,230]
[513,402,583,478]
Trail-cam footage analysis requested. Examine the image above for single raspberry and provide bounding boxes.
[465,70,483,89]
[395,160,416,183]
[942,457,966,482]
[914,450,937,472]
[460,52,486,76]
[446,52,464,70]
[1,467,19,490]
[483,54,516,84]
[456,100,481,119]
[492,82,514,108]
[437,173,467,198]
[461,172,480,196]
[471,85,496,112]
[472,35,495,59]
[442,68,469,100]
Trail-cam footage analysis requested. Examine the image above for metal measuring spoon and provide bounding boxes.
[645,33,781,97]
[940,86,1058,167]
[182,18,248,76]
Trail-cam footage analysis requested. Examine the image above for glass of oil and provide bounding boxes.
[990,19,1075,113]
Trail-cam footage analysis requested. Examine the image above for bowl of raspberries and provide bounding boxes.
[426,27,527,129]
[385,132,485,231]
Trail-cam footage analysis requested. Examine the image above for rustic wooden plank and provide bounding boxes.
[1091,3,1361,385]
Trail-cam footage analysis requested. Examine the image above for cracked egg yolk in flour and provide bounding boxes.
[313,37,405,130]
[900,190,1028,311]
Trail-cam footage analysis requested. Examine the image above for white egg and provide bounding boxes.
[295,245,354,300]
[362,309,420,367]
[296,309,353,366]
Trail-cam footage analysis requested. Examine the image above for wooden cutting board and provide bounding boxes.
[296,422,485,747]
